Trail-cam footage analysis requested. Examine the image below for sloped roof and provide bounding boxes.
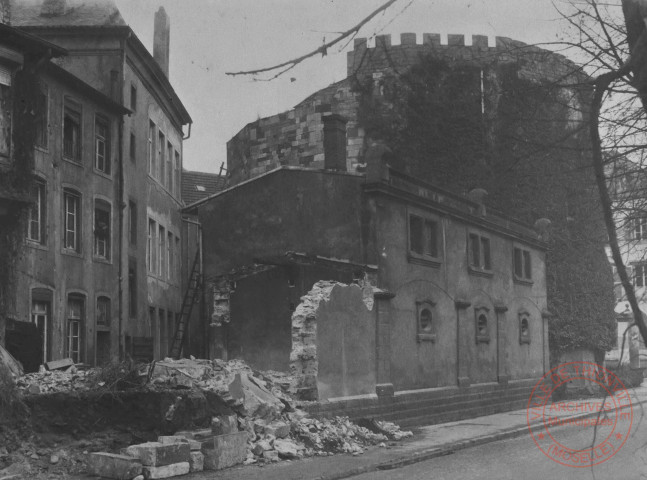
[181,170,226,206]
[10,0,126,27]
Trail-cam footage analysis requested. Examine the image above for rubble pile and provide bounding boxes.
[9,356,414,475]
[15,368,93,394]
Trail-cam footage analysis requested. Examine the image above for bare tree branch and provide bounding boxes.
[225,0,402,78]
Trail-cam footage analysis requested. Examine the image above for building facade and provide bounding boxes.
[185,139,550,421]
[8,0,192,367]
[0,18,65,355]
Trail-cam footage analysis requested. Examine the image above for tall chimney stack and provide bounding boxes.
[323,114,348,171]
[153,6,170,77]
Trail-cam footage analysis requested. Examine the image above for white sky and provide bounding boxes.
[113,0,599,173]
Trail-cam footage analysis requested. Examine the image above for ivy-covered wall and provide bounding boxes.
[354,49,616,359]
[0,67,41,346]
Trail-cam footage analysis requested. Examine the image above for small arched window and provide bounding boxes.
[475,306,490,344]
[519,310,531,344]
[416,300,437,342]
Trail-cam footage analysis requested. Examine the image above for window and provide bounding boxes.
[158,131,165,185]
[635,264,647,287]
[519,310,531,344]
[513,247,532,282]
[166,142,173,191]
[475,307,490,343]
[35,85,48,148]
[31,296,51,363]
[148,121,155,176]
[96,296,110,326]
[95,116,110,174]
[159,225,166,278]
[28,179,46,244]
[130,132,136,162]
[468,233,491,273]
[632,216,647,241]
[148,219,156,273]
[130,84,137,111]
[167,231,173,281]
[94,200,111,260]
[63,100,81,162]
[129,200,137,245]
[67,295,84,363]
[408,213,440,266]
[416,300,436,342]
[128,259,137,319]
[63,189,81,252]
[174,151,181,198]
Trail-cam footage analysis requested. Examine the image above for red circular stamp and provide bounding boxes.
[526,362,633,467]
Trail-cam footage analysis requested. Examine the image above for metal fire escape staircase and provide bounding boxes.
[170,250,202,359]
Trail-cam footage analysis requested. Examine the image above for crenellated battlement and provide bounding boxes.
[347,32,584,84]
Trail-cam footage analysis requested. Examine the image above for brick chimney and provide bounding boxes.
[153,6,170,77]
[323,114,347,171]
[41,0,66,17]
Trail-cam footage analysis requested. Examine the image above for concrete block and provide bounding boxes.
[188,439,201,451]
[86,452,143,479]
[125,442,190,467]
[142,462,190,479]
[202,431,248,470]
[189,451,204,472]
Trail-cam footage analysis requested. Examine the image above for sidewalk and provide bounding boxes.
[191,385,647,480]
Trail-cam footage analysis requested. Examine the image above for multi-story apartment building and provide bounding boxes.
[9,0,192,367]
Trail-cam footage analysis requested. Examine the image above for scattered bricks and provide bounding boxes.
[202,431,248,470]
[211,414,238,435]
[86,452,143,480]
[264,420,290,439]
[189,451,204,473]
[142,462,190,479]
[125,442,190,467]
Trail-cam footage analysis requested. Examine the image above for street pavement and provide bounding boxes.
[188,385,647,480]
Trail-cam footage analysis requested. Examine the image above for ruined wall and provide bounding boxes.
[291,281,376,401]
[195,168,372,277]
[207,264,356,371]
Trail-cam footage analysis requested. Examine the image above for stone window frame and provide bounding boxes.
[467,230,492,277]
[513,244,533,285]
[519,309,531,345]
[62,187,82,255]
[416,299,437,343]
[474,305,491,344]
[407,207,442,268]
[66,292,85,363]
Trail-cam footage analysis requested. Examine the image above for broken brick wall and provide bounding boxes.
[291,281,376,401]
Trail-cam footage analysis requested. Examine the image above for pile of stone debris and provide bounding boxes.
[12,356,413,475]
